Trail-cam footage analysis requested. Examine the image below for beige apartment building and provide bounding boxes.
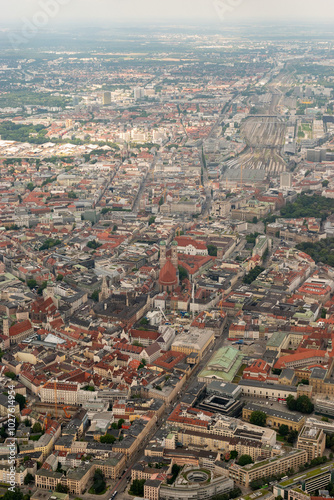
[93,453,126,479]
[35,464,94,495]
[35,469,63,490]
[65,464,94,495]
[144,479,161,500]
[0,394,20,418]
[228,449,307,487]
[297,426,326,461]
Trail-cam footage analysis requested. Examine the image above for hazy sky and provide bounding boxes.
[1,0,333,25]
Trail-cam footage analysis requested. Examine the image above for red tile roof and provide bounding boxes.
[159,260,178,286]
[9,320,32,337]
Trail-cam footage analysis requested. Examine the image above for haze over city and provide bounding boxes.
[1,0,334,26]
[1,2,334,500]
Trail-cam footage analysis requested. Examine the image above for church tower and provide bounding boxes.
[3,316,9,337]
[171,240,178,270]
[99,275,110,302]
[160,240,167,269]
[158,240,179,292]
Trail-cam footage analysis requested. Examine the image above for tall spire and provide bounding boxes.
[99,275,109,302]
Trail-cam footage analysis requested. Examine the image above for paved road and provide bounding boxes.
[132,154,158,214]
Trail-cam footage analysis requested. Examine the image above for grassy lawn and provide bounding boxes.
[233,364,247,383]
[30,434,42,441]
[276,435,290,444]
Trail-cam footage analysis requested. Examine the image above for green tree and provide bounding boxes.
[249,410,266,427]
[0,425,7,438]
[286,430,298,444]
[230,450,238,460]
[286,395,297,411]
[39,238,61,251]
[118,419,125,429]
[237,454,253,466]
[281,194,334,221]
[178,266,188,281]
[278,424,289,437]
[37,281,47,295]
[24,473,34,485]
[0,488,24,500]
[287,395,313,414]
[56,274,63,281]
[87,240,102,250]
[68,191,78,199]
[321,308,327,319]
[27,279,37,289]
[91,468,106,494]
[167,464,181,484]
[243,266,265,284]
[130,479,146,496]
[55,484,69,493]
[27,182,35,192]
[296,395,314,414]
[91,290,100,302]
[5,371,16,380]
[207,244,218,256]
[32,422,42,433]
[148,216,156,225]
[15,394,26,411]
[100,434,116,444]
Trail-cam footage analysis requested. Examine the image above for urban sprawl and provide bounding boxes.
[1,24,334,500]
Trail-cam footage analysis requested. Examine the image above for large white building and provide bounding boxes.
[175,236,208,256]
[172,327,214,359]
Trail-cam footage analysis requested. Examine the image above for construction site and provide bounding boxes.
[39,380,79,430]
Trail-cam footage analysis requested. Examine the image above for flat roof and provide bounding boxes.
[244,402,305,423]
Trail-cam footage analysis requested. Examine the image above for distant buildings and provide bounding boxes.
[102,92,112,106]
[134,87,145,101]
[280,172,292,189]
